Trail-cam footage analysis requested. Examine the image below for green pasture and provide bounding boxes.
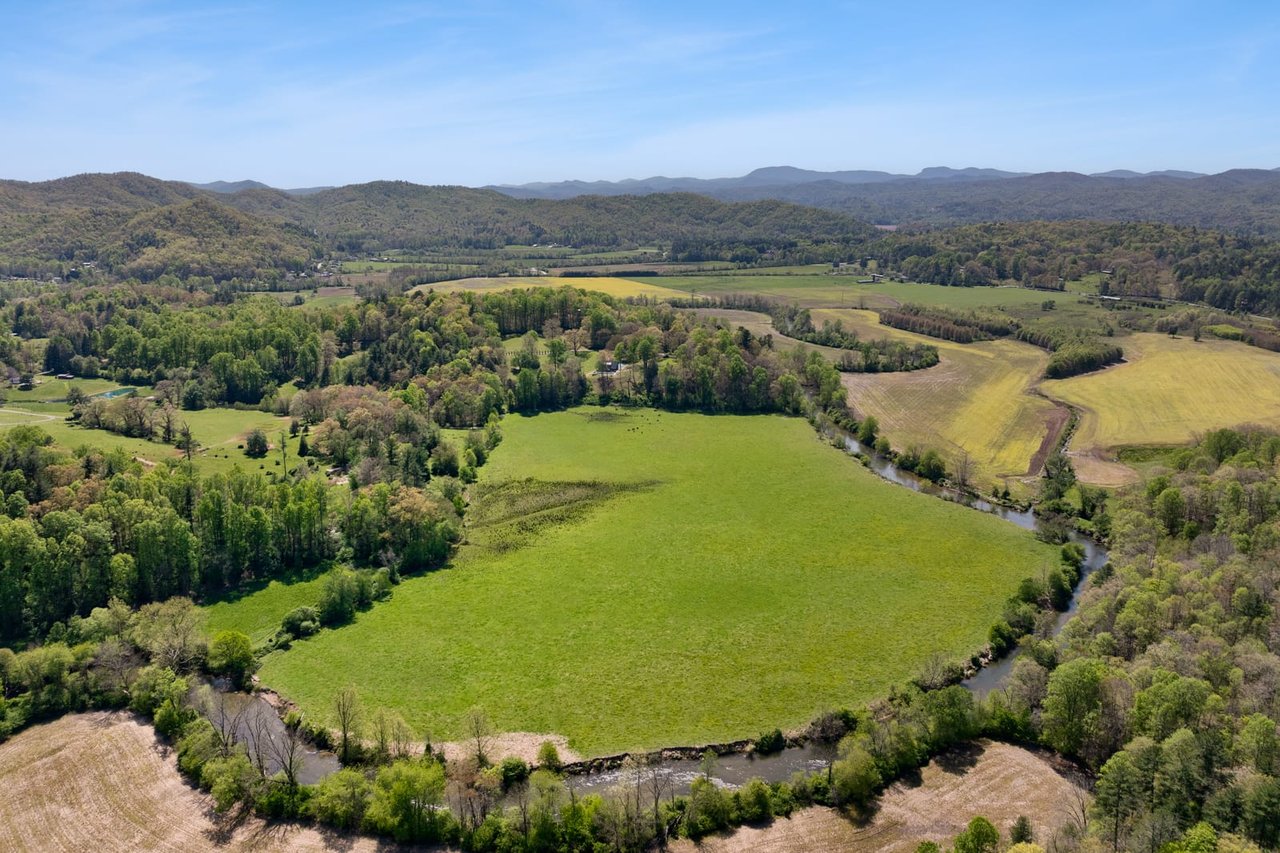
[4,377,124,402]
[253,409,1054,756]
[650,274,1073,312]
[0,399,303,477]
[204,568,336,644]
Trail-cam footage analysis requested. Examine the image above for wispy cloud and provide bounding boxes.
[2,0,1278,183]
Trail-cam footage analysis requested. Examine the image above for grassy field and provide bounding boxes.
[1043,331,1280,456]
[418,275,690,299]
[203,568,336,644]
[252,410,1054,755]
[0,712,383,853]
[650,275,1068,312]
[4,377,124,402]
[669,740,1089,853]
[0,399,304,477]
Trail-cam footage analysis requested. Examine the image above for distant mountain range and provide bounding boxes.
[483,165,1217,199]
[5,164,1280,283]
[186,165,1231,203]
[480,165,1280,235]
[189,179,333,196]
[181,165,1280,236]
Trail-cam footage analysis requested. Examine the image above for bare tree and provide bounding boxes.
[955,450,973,491]
[334,685,363,764]
[93,636,136,695]
[196,686,247,757]
[390,713,415,761]
[158,404,180,444]
[371,707,394,764]
[642,753,671,845]
[247,708,273,778]
[465,705,492,767]
[265,718,307,788]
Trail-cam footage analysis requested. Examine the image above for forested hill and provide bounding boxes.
[494,168,1280,238]
[0,173,880,278]
[711,169,1280,236]
[218,181,880,252]
[0,173,319,281]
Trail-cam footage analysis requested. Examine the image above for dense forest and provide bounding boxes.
[996,428,1280,850]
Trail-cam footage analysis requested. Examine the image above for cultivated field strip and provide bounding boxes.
[668,740,1088,853]
[0,712,394,852]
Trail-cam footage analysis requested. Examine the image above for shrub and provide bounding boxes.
[208,630,255,688]
[734,778,773,824]
[245,429,269,458]
[755,728,785,755]
[308,768,372,830]
[281,605,321,638]
[536,740,562,771]
[499,756,530,789]
[683,777,731,839]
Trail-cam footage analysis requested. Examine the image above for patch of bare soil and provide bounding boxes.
[0,712,408,852]
[438,732,581,767]
[1026,402,1071,477]
[671,740,1090,853]
[1069,451,1140,488]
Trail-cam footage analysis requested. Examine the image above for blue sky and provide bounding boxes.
[2,1,1278,185]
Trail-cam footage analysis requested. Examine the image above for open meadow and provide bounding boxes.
[0,393,303,477]
[687,303,1061,495]
[649,274,1071,312]
[236,409,1055,756]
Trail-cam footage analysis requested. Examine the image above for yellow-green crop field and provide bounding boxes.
[811,309,1059,494]
[1042,333,1280,453]
[419,276,690,300]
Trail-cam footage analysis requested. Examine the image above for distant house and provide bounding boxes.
[594,360,623,376]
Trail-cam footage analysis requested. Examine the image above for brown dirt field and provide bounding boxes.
[1068,451,1141,488]
[0,712,409,853]
[670,740,1090,853]
[438,731,581,766]
[313,286,357,299]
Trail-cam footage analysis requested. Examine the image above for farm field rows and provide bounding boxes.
[0,712,387,853]
[248,409,1054,756]
[823,308,1061,493]
[1041,331,1280,457]
[668,740,1088,853]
